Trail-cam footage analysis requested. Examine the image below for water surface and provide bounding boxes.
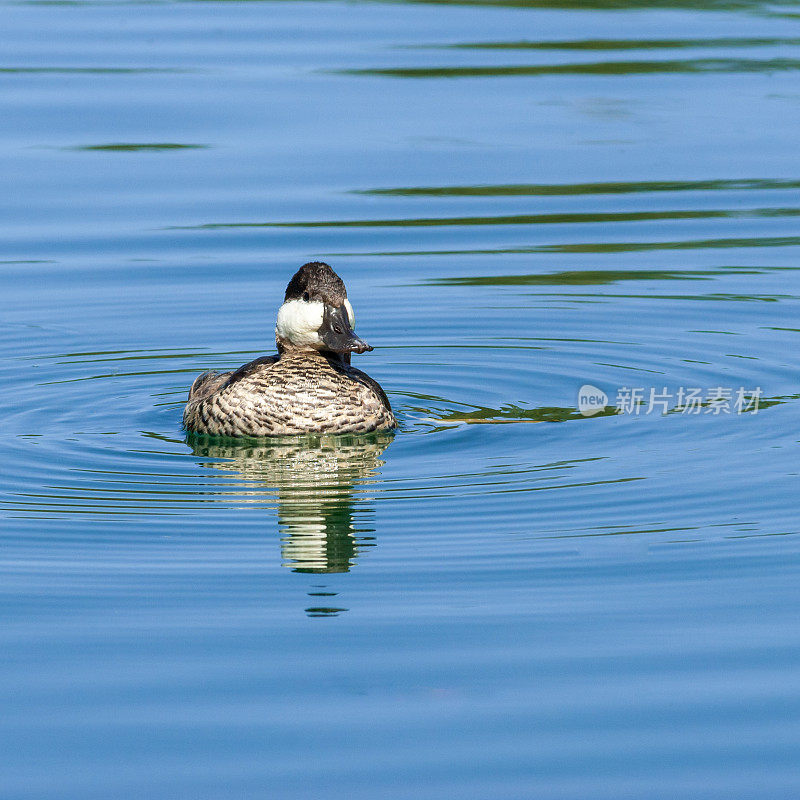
[2,0,800,797]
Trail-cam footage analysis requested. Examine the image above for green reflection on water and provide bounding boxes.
[333,236,800,257]
[426,37,800,50]
[357,178,800,197]
[427,402,618,425]
[73,143,206,152]
[390,0,778,8]
[341,58,800,79]
[175,207,800,230]
[429,269,726,286]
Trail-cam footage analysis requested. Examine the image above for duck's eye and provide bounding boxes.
[302,291,310,302]
[332,324,344,335]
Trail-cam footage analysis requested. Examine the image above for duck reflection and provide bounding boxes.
[189,432,393,573]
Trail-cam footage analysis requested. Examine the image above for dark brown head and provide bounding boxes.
[275,262,373,355]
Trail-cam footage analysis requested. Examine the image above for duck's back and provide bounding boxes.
[183,351,396,437]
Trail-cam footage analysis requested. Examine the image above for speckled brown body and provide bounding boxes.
[183,349,396,437]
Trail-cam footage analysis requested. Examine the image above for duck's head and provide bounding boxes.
[275,262,373,357]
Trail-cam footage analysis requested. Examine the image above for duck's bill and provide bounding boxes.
[321,304,374,354]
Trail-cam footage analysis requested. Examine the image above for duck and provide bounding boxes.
[183,261,397,437]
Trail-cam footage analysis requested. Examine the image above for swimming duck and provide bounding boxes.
[183,262,396,437]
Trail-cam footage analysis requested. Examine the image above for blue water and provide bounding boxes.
[3,0,800,797]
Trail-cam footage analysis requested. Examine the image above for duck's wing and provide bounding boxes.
[188,369,233,402]
[222,354,280,387]
[346,364,393,412]
[188,355,280,402]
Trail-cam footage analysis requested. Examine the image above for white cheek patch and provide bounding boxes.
[275,299,324,346]
[344,299,355,328]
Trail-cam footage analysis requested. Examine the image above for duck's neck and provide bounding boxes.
[276,339,350,365]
